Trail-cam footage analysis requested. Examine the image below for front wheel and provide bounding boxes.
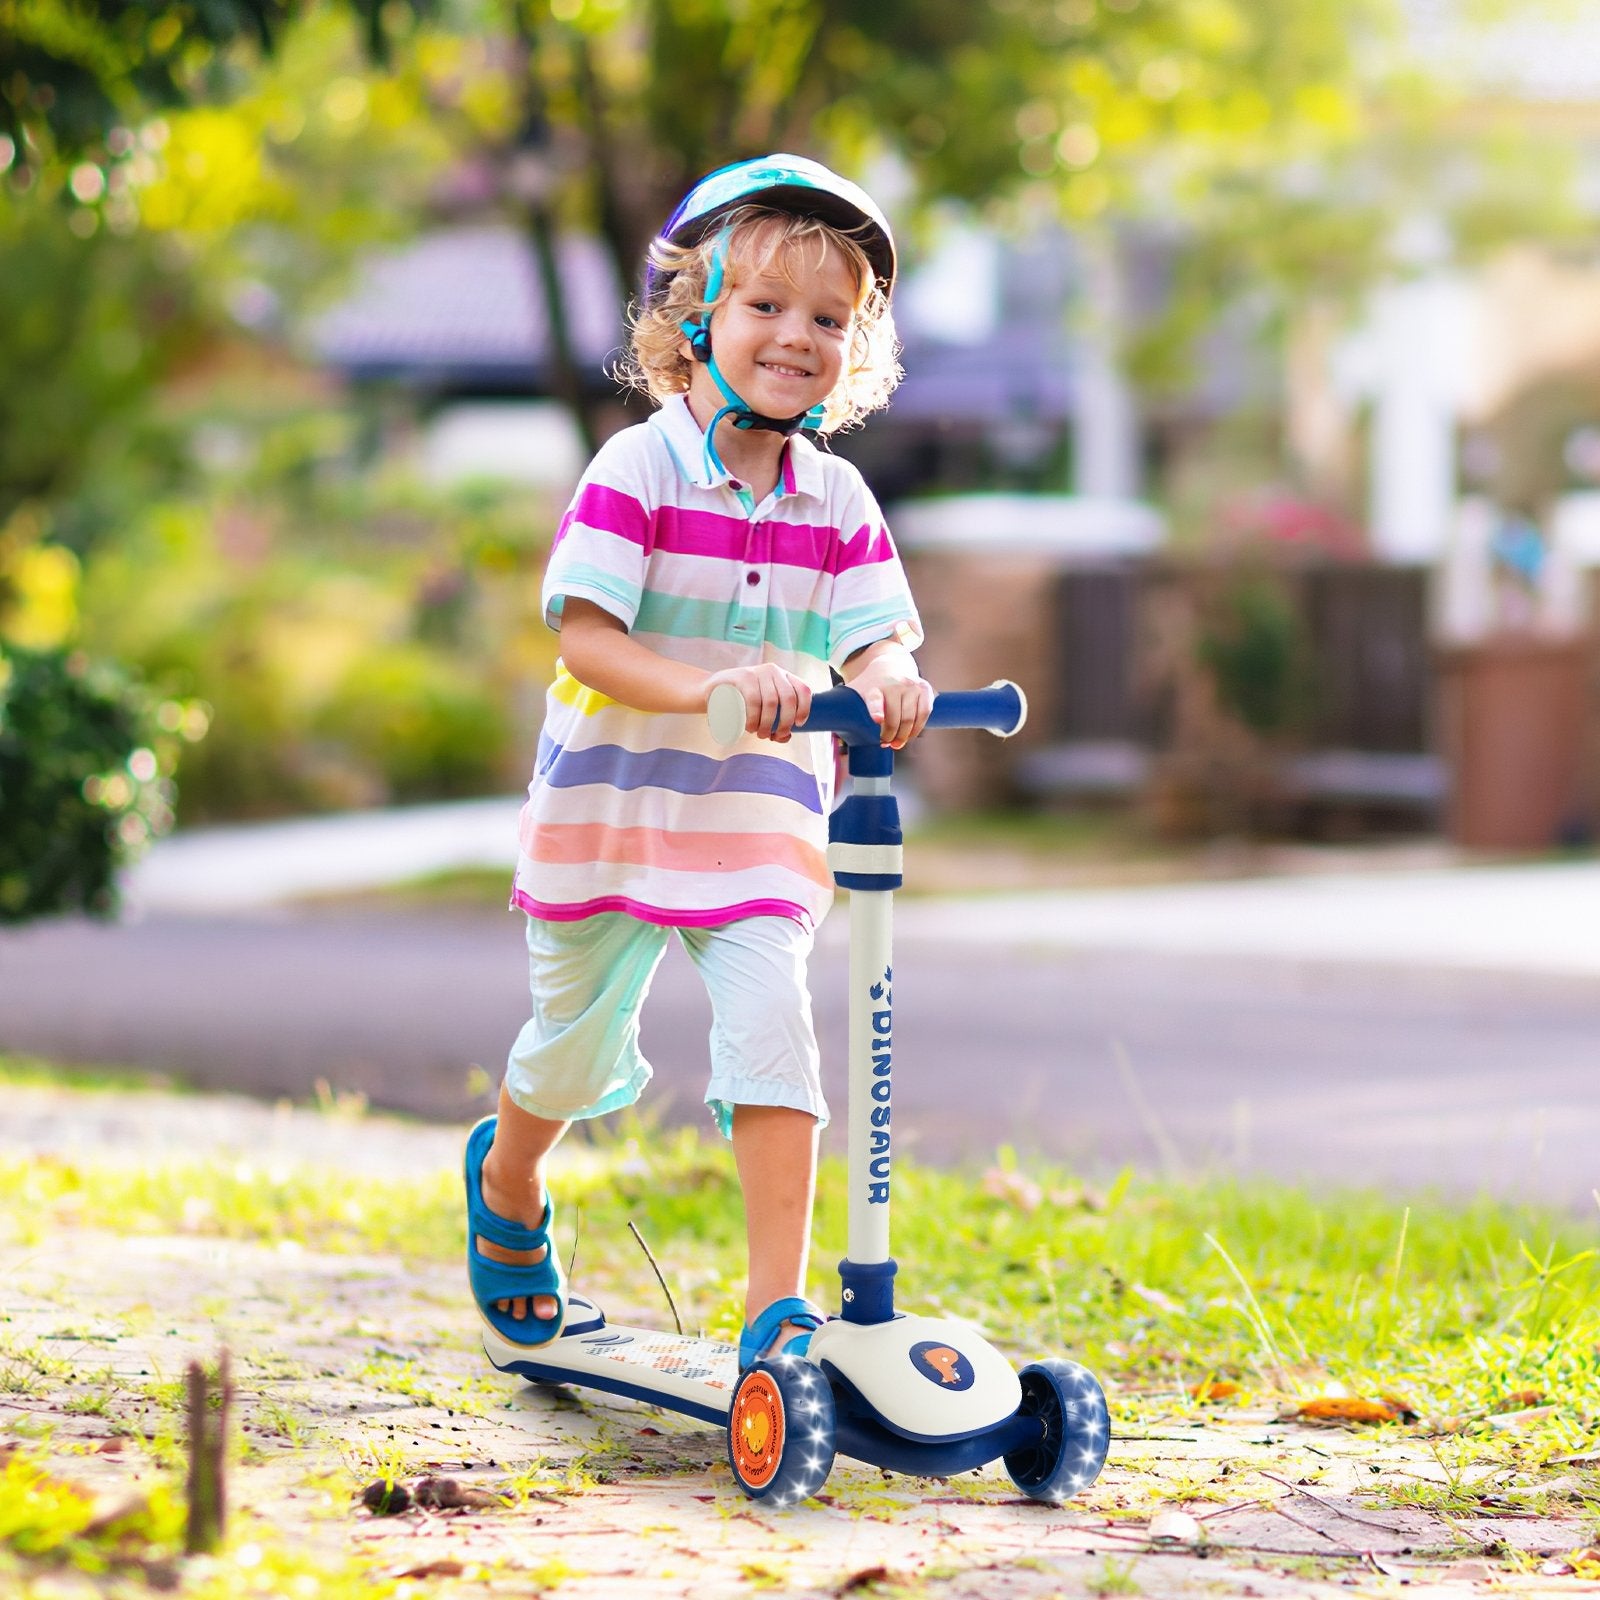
[727,1355,835,1505]
[1003,1358,1111,1502]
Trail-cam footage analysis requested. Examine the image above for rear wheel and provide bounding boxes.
[1003,1358,1110,1502]
[727,1355,835,1505]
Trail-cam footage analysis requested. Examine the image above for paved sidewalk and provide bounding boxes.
[126,798,1600,976]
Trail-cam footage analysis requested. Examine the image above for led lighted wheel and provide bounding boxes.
[726,1356,836,1504]
[1003,1358,1111,1503]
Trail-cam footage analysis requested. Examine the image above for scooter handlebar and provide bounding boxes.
[707,679,1027,748]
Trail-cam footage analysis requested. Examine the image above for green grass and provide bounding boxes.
[0,1053,187,1094]
[5,1112,1600,1464]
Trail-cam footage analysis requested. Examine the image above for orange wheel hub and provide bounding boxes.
[730,1370,784,1489]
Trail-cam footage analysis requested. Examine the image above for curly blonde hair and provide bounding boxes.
[619,206,902,434]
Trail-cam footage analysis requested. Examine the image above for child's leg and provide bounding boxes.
[732,1103,819,1351]
[477,1083,569,1325]
[682,916,829,1356]
[483,912,672,1326]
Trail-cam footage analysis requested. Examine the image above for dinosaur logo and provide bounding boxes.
[910,1341,975,1391]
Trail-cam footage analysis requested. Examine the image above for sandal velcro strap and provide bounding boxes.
[739,1296,826,1368]
[470,1198,551,1255]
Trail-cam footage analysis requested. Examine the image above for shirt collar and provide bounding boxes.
[650,393,826,503]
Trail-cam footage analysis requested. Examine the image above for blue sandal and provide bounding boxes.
[738,1296,826,1369]
[465,1116,566,1348]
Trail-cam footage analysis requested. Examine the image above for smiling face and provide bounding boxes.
[685,227,863,424]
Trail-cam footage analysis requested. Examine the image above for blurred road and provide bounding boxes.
[4,878,1599,1209]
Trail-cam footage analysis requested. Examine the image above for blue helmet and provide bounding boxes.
[647,155,895,459]
[646,153,897,305]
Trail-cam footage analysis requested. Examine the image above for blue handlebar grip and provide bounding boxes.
[924,680,1028,737]
[790,680,1027,746]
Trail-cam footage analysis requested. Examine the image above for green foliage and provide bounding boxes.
[0,645,188,922]
[1195,570,1310,737]
[74,435,556,820]
[0,0,428,169]
[0,1444,184,1576]
[0,191,202,530]
[314,643,508,802]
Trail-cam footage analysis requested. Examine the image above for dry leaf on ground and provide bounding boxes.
[1190,1380,1243,1402]
[1288,1396,1415,1425]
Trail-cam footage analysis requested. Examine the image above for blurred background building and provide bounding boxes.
[8,0,1600,925]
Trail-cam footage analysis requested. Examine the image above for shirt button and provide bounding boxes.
[746,570,761,586]
[729,479,743,490]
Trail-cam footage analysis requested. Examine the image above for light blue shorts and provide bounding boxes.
[504,913,828,1139]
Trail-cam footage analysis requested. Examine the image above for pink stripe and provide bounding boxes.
[827,521,895,576]
[520,820,829,884]
[653,505,836,569]
[553,483,652,553]
[650,506,897,577]
[513,887,812,930]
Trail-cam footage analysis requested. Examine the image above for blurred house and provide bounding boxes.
[307,213,1253,518]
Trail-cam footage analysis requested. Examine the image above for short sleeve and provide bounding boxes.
[541,432,656,632]
[825,476,924,669]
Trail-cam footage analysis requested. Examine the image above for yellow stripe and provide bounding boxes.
[550,662,617,716]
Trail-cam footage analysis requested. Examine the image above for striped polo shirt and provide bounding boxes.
[512,393,922,930]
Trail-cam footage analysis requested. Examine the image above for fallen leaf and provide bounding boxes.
[837,1568,892,1594]
[1148,1508,1202,1543]
[95,1438,127,1454]
[1289,1396,1413,1425]
[413,1476,505,1510]
[388,1559,465,1579]
[1493,1388,1545,1411]
[1190,1380,1242,1403]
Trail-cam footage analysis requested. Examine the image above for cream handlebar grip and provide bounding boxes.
[706,682,751,748]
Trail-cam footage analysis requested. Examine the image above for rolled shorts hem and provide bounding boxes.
[706,1076,830,1140]
[503,1063,653,1125]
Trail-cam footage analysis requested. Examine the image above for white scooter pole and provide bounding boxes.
[709,679,1026,1327]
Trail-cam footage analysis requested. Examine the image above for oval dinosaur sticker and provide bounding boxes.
[910,1341,975,1391]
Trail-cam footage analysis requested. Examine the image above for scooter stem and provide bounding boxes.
[706,679,1027,1327]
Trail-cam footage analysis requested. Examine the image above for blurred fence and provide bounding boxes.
[1047,563,1433,752]
[906,554,1455,834]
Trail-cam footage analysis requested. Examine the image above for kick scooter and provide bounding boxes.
[481,681,1111,1505]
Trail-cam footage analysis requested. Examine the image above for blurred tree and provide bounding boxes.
[0,194,202,531]
[388,0,1401,444]
[0,0,420,168]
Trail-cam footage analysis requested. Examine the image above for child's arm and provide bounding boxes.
[841,638,933,749]
[559,599,813,741]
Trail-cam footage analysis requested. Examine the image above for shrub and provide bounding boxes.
[0,647,192,922]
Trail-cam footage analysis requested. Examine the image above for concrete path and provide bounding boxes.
[3,1082,1596,1600]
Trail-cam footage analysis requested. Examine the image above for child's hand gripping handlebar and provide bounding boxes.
[707,680,1027,747]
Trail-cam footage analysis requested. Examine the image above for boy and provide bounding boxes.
[465,155,931,1368]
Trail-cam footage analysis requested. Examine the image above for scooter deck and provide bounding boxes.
[483,1300,737,1426]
